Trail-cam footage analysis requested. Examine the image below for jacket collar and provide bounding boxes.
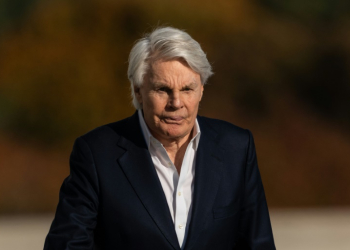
[183,116,224,250]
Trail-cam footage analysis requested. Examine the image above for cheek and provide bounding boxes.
[145,95,166,113]
[187,97,201,111]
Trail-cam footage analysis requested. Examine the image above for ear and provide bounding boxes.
[134,85,143,105]
[199,84,204,101]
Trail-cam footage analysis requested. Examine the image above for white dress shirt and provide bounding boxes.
[138,110,201,247]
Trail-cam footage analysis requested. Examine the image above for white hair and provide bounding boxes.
[127,27,213,109]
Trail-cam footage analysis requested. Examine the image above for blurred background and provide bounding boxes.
[0,0,350,249]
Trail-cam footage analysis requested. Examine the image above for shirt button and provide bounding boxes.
[178,224,183,229]
[178,192,182,196]
[168,162,172,167]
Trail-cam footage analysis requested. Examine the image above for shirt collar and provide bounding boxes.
[138,109,201,150]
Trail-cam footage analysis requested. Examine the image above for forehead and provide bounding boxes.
[149,59,201,84]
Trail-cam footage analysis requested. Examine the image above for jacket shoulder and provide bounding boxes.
[198,116,251,148]
[78,115,134,145]
[198,116,248,135]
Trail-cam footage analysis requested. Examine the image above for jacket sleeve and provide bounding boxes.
[44,136,100,250]
[235,130,276,250]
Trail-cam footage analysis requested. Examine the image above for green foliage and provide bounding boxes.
[0,0,349,144]
[258,0,350,21]
[1,0,350,210]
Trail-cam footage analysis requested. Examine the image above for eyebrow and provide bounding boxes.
[152,82,198,89]
[152,82,168,88]
[183,82,197,88]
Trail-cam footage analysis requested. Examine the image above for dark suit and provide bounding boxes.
[44,112,275,250]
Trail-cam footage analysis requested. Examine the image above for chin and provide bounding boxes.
[164,128,188,139]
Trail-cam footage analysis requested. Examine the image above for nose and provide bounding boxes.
[168,91,183,109]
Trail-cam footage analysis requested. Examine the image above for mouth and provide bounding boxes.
[162,116,184,124]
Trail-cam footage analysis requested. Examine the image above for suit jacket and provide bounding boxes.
[44,112,275,250]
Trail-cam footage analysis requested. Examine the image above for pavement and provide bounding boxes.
[271,208,350,250]
[0,208,349,249]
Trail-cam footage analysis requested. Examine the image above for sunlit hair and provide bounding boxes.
[127,26,213,109]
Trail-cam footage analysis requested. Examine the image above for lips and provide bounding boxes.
[162,116,184,123]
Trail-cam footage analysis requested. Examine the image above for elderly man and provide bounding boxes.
[44,27,275,250]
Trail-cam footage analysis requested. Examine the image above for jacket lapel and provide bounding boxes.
[184,117,224,250]
[115,113,180,250]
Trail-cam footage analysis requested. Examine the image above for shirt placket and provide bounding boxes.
[174,140,193,246]
[150,135,198,247]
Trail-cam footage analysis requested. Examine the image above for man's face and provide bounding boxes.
[135,59,203,143]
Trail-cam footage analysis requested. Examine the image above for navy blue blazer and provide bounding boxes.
[44,112,275,250]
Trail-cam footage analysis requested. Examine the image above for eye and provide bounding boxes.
[157,87,168,92]
[182,87,192,91]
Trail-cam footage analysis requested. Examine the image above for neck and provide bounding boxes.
[165,135,192,174]
[155,130,193,174]
[159,131,192,149]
